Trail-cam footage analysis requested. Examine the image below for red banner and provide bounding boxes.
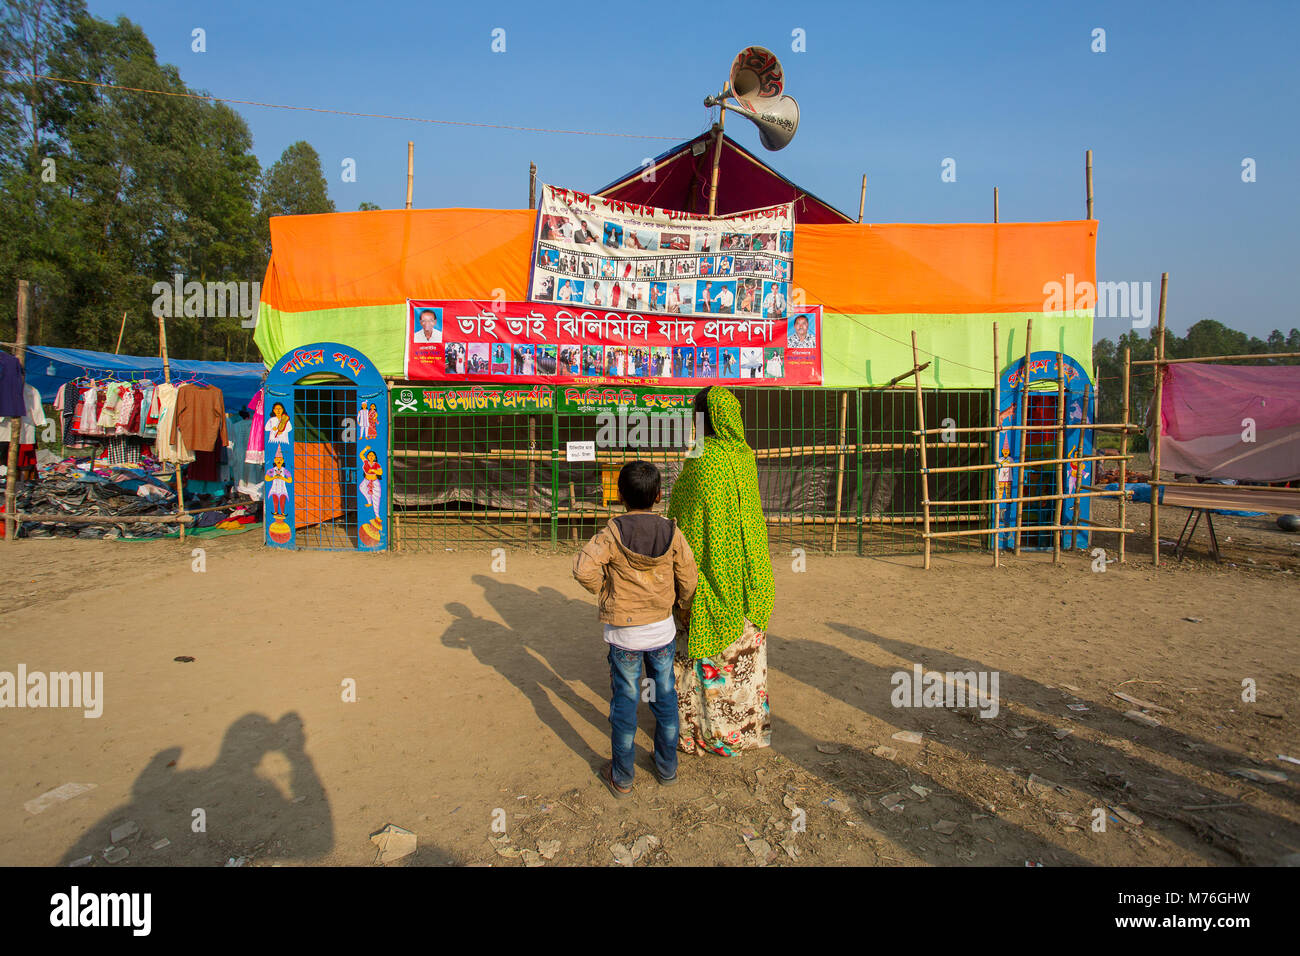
[405,299,822,386]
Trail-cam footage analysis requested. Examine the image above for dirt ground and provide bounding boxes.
[1,512,1297,868]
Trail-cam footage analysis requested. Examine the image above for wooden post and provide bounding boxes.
[831,391,849,552]
[114,311,128,354]
[911,331,932,569]
[992,323,1000,567]
[527,415,537,537]
[1120,347,1130,563]
[993,187,999,223]
[158,314,185,541]
[529,162,537,210]
[1013,319,1033,554]
[1070,381,1090,546]
[1085,149,1094,219]
[857,174,867,223]
[4,280,30,543]
[1151,272,1168,566]
[405,142,414,210]
[707,109,726,217]
[1052,352,1065,563]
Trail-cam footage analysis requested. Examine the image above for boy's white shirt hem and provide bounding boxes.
[604,614,675,652]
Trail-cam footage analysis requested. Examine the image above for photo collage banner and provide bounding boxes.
[404,299,822,386]
[529,184,796,323]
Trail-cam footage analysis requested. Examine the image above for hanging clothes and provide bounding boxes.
[0,351,25,417]
[78,383,100,434]
[245,388,265,465]
[153,383,193,464]
[0,383,47,444]
[172,384,227,457]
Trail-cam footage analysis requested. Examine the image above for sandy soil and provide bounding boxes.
[1,524,1297,868]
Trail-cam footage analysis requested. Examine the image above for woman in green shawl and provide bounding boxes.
[666,386,775,756]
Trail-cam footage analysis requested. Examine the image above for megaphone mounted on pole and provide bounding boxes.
[704,46,800,151]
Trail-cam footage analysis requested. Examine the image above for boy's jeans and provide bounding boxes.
[607,642,678,787]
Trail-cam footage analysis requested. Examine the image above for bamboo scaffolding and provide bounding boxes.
[1151,273,1168,566]
[1013,319,1032,554]
[992,322,1001,566]
[1053,352,1065,563]
[930,489,1124,507]
[1069,381,1091,546]
[1120,347,1130,563]
[925,454,1130,474]
[927,523,1132,541]
[912,423,1139,435]
[911,331,931,569]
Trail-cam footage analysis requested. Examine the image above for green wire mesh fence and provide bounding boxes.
[389,384,992,555]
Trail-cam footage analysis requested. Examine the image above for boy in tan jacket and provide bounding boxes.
[573,461,697,796]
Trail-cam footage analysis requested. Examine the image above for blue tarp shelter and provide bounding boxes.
[15,346,266,411]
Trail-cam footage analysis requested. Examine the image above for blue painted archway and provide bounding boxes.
[993,351,1094,551]
[263,343,388,551]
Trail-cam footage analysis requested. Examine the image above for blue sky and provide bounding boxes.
[86,0,1299,341]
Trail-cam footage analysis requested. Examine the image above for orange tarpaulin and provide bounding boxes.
[261,209,1097,317]
[293,441,344,529]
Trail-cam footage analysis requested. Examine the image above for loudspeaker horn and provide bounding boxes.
[704,45,800,151]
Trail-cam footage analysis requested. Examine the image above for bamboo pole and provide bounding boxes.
[1013,319,1032,553]
[992,322,1001,567]
[1120,347,1130,563]
[1131,351,1300,365]
[707,111,726,217]
[930,489,1124,507]
[913,423,1137,435]
[114,311,128,354]
[1069,381,1090,547]
[1085,149,1093,219]
[529,162,537,210]
[858,174,867,223]
[158,314,185,542]
[1053,352,1065,563]
[911,331,931,569]
[4,279,29,543]
[1151,272,1168,566]
[831,391,848,552]
[405,142,414,210]
[926,453,1129,474]
[928,523,1132,541]
[993,187,999,223]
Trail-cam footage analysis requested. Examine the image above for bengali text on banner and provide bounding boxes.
[404,299,822,386]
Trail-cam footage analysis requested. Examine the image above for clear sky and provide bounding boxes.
[84,0,1299,341]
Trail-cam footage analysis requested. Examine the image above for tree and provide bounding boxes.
[257,140,334,259]
[358,201,380,211]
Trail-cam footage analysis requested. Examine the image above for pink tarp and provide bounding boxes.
[1157,363,1300,481]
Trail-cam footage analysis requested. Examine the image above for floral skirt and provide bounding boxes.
[674,618,770,756]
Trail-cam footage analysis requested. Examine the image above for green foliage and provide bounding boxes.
[0,6,331,363]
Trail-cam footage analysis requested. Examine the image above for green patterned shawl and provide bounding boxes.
[667,386,774,659]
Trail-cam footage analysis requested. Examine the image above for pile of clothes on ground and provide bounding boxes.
[13,454,261,539]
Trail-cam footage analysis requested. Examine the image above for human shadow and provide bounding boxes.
[441,575,613,767]
[770,624,1300,865]
[58,712,333,866]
